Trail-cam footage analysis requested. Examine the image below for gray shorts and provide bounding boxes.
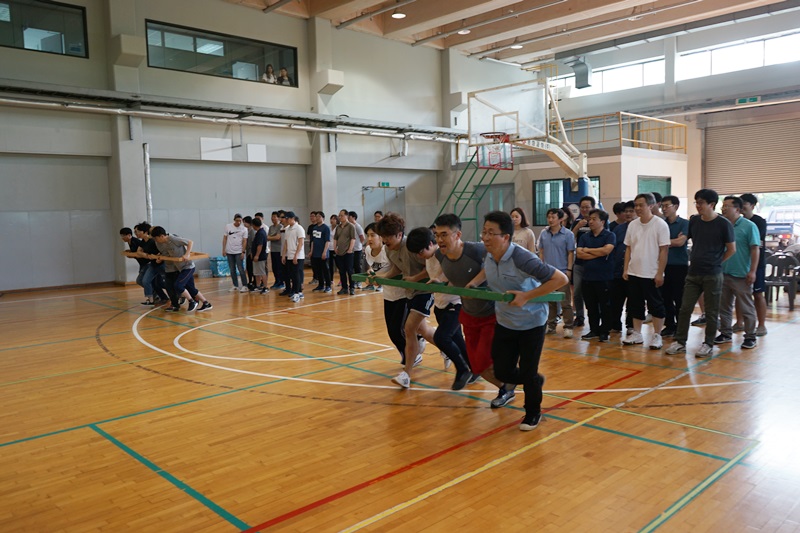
[254,260,267,276]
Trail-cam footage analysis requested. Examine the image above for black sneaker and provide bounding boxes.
[337,288,348,295]
[279,290,291,296]
[661,327,676,337]
[573,317,585,327]
[452,371,472,391]
[581,331,600,340]
[164,306,180,312]
[520,412,543,431]
[467,373,481,384]
[197,301,213,312]
[490,387,515,408]
[741,338,757,350]
[187,300,198,312]
[178,297,186,306]
[349,288,356,295]
[691,315,707,326]
[312,286,325,292]
[714,334,732,344]
[141,299,154,305]
[598,334,609,343]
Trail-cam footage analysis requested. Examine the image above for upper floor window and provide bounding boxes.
[551,58,665,98]
[146,20,298,87]
[0,0,87,58]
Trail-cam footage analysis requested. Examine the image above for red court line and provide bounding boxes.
[243,368,642,532]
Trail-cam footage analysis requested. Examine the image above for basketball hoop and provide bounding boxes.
[477,131,513,170]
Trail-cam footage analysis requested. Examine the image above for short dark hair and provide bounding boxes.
[589,208,609,222]
[546,207,565,219]
[243,216,253,224]
[724,195,743,210]
[150,226,167,238]
[234,213,242,219]
[318,211,325,218]
[252,217,263,228]
[434,213,462,231]
[695,188,719,207]
[119,227,132,236]
[406,227,435,254]
[635,193,656,206]
[271,211,279,216]
[579,196,596,207]
[624,200,635,210]
[374,210,383,216]
[255,212,264,218]
[376,212,405,237]
[510,207,530,228]
[740,193,758,206]
[612,202,625,215]
[365,222,377,234]
[484,211,513,236]
[662,195,680,206]
[137,222,151,234]
[348,211,358,220]
[651,192,663,203]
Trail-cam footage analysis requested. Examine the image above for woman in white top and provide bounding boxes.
[511,207,537,253]
[262,64,277,84]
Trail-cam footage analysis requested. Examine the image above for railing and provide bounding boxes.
[551,111,687,154]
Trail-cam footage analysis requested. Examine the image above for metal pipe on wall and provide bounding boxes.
[143,143,152,223]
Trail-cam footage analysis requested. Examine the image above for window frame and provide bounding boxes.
[0,0,88,58]
[531,177,601,226]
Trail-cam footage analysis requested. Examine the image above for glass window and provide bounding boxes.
[643,59,665,86]
[676,50,710,81]
[712,41,764,75]
[765,33,800,66]
[602,64,643,92]
[146,20,298,87]
[532,177,601,225]
[0,0,87,58]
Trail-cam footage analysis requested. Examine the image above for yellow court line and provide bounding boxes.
[339,408,614,533]
[545,393,758,441]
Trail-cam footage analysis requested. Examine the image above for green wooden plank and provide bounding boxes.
[352,274,564,302]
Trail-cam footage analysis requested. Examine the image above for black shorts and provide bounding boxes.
[753,263,766,293]
[627,275,665,320]
[407,293,435,317]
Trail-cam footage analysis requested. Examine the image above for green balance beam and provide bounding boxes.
[352,274,564,303]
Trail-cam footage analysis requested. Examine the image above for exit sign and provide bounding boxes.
[378,181,390,187]
[736,96,761,105]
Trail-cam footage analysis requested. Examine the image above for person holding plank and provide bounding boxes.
[148,226,212,312]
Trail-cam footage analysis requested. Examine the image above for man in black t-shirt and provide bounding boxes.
[741,193,768,336]
[666,189,735,358]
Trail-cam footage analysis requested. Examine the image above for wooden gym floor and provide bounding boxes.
[1,277,799,532]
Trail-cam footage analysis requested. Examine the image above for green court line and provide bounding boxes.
[0,355,169,387]
[90,424,250,530]
[638,442,758,532]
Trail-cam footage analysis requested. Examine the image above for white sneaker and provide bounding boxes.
[418,338,426,355]
[665,341,686,355]
[392,371,410,388]
[228,287,238,292]
[440,351,452,370]
[649,334,663,350]
[413,354,423,367]
[626,327,634,336]
[563,327,573,339]
[239,286,249,293]
[695,343,715,358]
[622,331,644,345]
[290,294,300,303]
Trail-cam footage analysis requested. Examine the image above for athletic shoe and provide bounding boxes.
[363,285,376,291]
[375,286,383,292]
[714,334,732,344]
[660,327,676,337]
[279,290,291,296]
[228,286,238,292]
[349,288,356,295]
[418,338,427,355]
[164,306,180,312]
[622,331,644,345]
[141,300,154,305]
[412,354,423,367]
[440,352,452,370]
[563,327,573,339]
[259,287,269,295]
[392,371,411,388]
[731,323,745,332]
[239,286,249,293]
[312,286,325,292]
[665,341,686,355]
[599,334,609,343]
[197,301,213,312]
[695,343,715,358]
[178,297,186,306]
[290,294,300,303]
[756,326,768,337]
[468,373,481,384]
[649,334,663,350]
[323,287,332,293]
[187,300,198,312]
[354,282,362,289]
[643,313,653,323]
[691,314,707,326]
[491,388,515,408]
[626,327,634,336]
[309,279,318,286]
[297,292,304,299]
[742,338,757,350]
[452,371,472,391]
[546,324,557,334]
[519,412,542,431]
[581,331,600,341]
[337,289,348,295]
[573,317,585,327]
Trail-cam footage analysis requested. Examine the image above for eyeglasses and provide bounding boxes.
[480,230,505,238]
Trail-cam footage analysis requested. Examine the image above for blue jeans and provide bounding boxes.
[226,253,247,287]
[142,263,168,300]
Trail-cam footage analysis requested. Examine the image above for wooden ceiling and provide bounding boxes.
[224,0,794,67]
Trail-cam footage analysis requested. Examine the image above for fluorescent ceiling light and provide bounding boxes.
[510,44,524,49]
[391,9,406,19]
[458,29,471,35]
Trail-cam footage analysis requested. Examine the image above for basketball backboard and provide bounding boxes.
[468,80,547,147]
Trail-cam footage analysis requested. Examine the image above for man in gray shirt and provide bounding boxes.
[267,211,285,289]
[149,226,212,313]
[334,210,356,295]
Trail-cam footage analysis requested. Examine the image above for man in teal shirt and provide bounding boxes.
[715,196,760,349]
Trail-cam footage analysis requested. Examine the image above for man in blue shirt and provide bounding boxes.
[660,195,689,337]
[714,196,760,349]
[482,211,568,431]
[538,207,575,337]
[577,209,616,342]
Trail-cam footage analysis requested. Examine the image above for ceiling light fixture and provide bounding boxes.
[510,43,523,49]
[337,0,418,29]
[457,20,470,35]
[392,9,406,19]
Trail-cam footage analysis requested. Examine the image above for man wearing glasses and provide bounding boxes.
[481,211,568,431]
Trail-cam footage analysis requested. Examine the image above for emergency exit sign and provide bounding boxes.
[736,96,761,105]
[378,181,390,187]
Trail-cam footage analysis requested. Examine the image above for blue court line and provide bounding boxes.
[89,424,250,530]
